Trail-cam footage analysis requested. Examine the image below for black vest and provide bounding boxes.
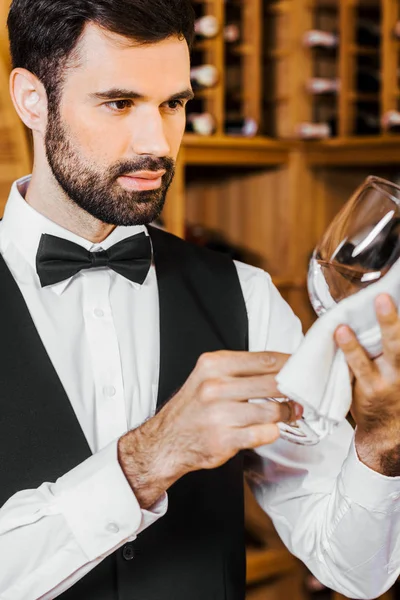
[0,226,249,600]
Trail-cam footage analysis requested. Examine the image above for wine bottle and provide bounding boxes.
[225,118,258,137]
[303,30,338,49]
[303,20,380,50]
[194,15,220,39]
[306,71,379,95]
[190,65,219,90]
[306,77,340,94]
[296,109,380,139]
[186,113,216,136]
[356,18,380,47]
[356,67,380,93]
[295,122,332,140]
[382,110,400,132]
[328,112,379,136]
[355,111,380,135]
[224,24,240,44]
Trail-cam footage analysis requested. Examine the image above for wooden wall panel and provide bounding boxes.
[186,167,295,275]
[186,161,400,332]
[0,0,10,68]
[0,55,32,215]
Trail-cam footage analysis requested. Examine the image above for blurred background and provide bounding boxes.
[2,0,400,598]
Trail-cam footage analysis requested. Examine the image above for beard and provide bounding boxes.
[44,107,175,226]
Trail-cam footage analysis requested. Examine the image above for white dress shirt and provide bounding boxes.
[0,175,399,600]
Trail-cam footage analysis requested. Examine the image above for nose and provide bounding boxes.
[131,107,171,158]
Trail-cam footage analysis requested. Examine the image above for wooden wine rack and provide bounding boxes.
[264,0,316,138]
[191,0,225,134]
[189,0,262,134]
[382,0,400,120]
[0,2,31,204]
[264,0,384,139]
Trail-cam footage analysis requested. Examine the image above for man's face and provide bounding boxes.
[45,25,193,226]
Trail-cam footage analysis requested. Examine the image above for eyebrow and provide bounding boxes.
[89,88,195,102]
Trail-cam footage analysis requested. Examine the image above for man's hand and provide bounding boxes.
[335,294,400,476]
[118,350,301,508]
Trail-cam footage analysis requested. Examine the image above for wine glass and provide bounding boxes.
[309,175,400,316]
[278,175,400,445]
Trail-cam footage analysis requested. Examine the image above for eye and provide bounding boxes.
[165,99,185,112]
[105,100,132,112]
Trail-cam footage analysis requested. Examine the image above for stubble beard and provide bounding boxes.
[44,105,175,226]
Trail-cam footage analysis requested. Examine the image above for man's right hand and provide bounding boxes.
[118,350,300,509]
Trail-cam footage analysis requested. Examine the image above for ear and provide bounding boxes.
[9,68,48,134]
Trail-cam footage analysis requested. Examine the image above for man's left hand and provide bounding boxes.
[335,293,400,477]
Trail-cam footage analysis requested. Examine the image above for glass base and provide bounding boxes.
[277,419,321,445]
[266,397,321,445]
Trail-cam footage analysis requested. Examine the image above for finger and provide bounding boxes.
[375,294,400,368]
[254,399,302,424]
[205,374,282,402]
[196,350,290,380]
[334,325,378,383]
[231,399,301,427]
[236,423,281,449]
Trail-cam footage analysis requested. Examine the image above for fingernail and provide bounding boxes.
[375,295,393,316]
[294,403,303,420]
[335,326,352,344]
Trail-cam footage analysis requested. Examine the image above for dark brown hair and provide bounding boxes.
[7,0,195,103]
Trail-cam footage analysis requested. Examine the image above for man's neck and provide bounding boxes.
[24,170,116,244]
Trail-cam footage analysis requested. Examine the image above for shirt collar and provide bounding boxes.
[1,175,149,294]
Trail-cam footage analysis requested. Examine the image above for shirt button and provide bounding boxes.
[94,308,104,318]
[122,544,135,561]
[389,492,400,500]
[104,385,116,397]
[106,522,120,534]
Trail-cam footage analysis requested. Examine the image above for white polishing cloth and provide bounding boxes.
[275,256,400,440]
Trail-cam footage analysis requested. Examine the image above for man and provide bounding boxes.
[1,0,400,598]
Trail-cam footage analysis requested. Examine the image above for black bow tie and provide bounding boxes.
[36,232,152,288]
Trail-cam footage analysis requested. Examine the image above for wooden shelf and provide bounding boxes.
[349,44,380,56]
[193,86,221,99]
[228,44,257,57]
[348,92,379,102]
[265,48,291,60]
[192,39,215,52]
[303,135,400,165]
[306,0,339,9]
[182,134,290,166]
[182,134,400,168]
[267,2,291,16]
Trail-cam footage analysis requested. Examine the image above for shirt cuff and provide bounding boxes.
[136,493,168,536]
[339,437,400,513]
[50,439,166,561]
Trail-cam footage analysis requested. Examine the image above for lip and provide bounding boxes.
[118,171,166,191]
[123,170,166,180]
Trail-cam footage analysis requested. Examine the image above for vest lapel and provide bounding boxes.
[148,226,248,408]
[115,227,248,600]
[0,255,91,505]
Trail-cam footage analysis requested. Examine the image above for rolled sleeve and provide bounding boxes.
[339,438,400,513]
